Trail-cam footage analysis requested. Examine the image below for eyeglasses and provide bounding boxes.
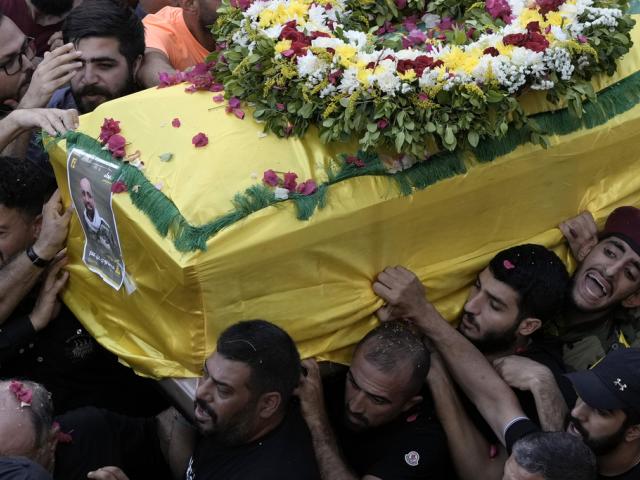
[0,37,36,76]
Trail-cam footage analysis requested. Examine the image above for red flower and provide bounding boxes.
[296,180,317,195]
[230,0,251,10]
[485,0,512,23]
[523,32,549,52]
[504,27,549,52]
[536,0,564,15]
[111,180,128,194]
[99,118,121,143]
[107,134,126,158]
[395,0,407,9]
[483,47,500,56]
[526,21,541,33]
[262,169,279,186]
[346,155,365,167]
[377,119,389,130]
[276,103,285,111]
[503,33,527,46]
[171,118,181,128]
[283,172,298,191]
[192,132,209,148]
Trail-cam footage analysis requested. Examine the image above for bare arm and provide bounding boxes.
[427,352,506,480]
[0,108,78,152]
[295,359,380,480]
[493,356,568,431]
[137,49,177,88]
[0,190,71,325]
[156,407,197,480]
[373,266,526,444]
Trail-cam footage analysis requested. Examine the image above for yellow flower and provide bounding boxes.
[519,9,544,29]
[275,39,292,53]
[496,42,514,56]
[545,11,564,26]
[440,47,479,75]
[398,69,417,81]
[258,9,275,27]
[335,44,357,68]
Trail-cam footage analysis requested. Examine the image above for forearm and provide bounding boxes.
[306,415,358,480]
[429,372,505,480]
[0,253,44,325]
[0,112,25,151]
[138,50,176,88]
[530,374,568,431]
[413,304,524,442]
[1,130,31,158]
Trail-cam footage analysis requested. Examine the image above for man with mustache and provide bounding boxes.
[295,321,450,480]
[556,206,640,371]
[186,319,320,480]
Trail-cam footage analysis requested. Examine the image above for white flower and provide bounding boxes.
[421,13,440,29]
[344,30,368,49]
[374,69,401,95]
[263,24,284,39]
[312,36,343,50]
[274,187,289,200]
[297,50,322,77]
[338,67,360,94]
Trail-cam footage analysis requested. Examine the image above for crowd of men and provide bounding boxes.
[0,0,639,479]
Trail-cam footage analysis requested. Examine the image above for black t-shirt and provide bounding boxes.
[323,369,450,479]
[0,296,167,416]
[465,339,575,444]
[186,403,320,480]
[0,457,52,480]
[54,407,171,480]
[599,462,640,480]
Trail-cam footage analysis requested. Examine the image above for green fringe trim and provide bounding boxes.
[474,70,640,163]
[52,131,464,252]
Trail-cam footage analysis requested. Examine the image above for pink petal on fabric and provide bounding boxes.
[233,108,245,120]
[213,94,224,103]
[503,259,516,270]
[228,97,241,109]
[171,118,181,128]
[192,132,209,148]
[110,180,128,194]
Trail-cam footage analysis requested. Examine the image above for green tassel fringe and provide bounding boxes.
[53,70,640,252]
[474,70,640,163]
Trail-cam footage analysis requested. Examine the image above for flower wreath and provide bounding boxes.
[210,0,634,160]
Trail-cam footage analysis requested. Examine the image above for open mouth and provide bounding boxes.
[584,271,610,299]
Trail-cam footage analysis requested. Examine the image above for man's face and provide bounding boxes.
[343,347,417,432]
[198,0,221,28]
[0,385,55,473]
[566,397,629,456]
[0,17,35,103]
[70,37,136,114]
[458,268,522,354]
[194,352,260,445]
[502,454,543,480]
[570,237,640,314]
[0,205,39,266]
[79,178,95,214]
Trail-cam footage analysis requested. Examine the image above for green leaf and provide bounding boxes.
[395,131,405,152]
[444,126,455,145]
[467,131,479,148]
[367,123,378,133]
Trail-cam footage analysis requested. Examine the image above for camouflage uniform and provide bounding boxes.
[557,308,640,371]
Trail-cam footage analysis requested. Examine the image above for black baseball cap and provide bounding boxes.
[565,348,640,415]
[0,457,52,480]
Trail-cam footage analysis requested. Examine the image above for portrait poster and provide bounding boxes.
[67,148,125,290]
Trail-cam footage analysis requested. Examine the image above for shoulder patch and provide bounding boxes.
[404,451,420,467]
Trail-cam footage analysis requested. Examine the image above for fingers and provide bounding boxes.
[375,304,393,322]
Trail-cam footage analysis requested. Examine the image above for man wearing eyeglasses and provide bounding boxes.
[0,12,37,115]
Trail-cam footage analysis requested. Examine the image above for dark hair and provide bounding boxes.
[0,157,56,218]
[356,321,429,396]
[62,0,145,67]
[31,0,74,16]
[623,407,640,428]
[216,320,301,408]
[513,432,597,480]
[489,244,569,323]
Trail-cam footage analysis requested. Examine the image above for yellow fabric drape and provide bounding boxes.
[49,18,640,378]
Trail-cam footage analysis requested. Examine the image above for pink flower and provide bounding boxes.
[9,380,32,406]
[296,180,317,195]
[111,180,128,194]
[107,134,126,158]
[228,97,241,109]
[485,0,512,23]
[171,118,181,128]
[99,118,121,143]
[230,0,251,10]
[283,171,298,191]
[213,94,224,103]
[346,155,365,167]
[577,34,588,43]
[395,0,407,9]
[263,169,279,186]
[226,97,245,119]
[192,132,209,148]
[276,103,286,111]
[503,259,516,270]
[211,83,224,92]
[377,119,389,130]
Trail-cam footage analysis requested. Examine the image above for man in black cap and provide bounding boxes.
[565,347,640,479]
[558,206,640,371]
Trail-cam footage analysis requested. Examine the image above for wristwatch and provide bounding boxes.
[26,246,52,268]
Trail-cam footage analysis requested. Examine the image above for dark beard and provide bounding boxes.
[198,397,259,447]
[566,415,627,456]
[73,73,137,114]
[459,317,520,356]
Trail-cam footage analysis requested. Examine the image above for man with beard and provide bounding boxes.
[186,319,320,480]
[556,207,640,371]
[371,267,627,479]
[137,0,220,87]
[378,245,575,432]
[294,321,449,480]
[564,347,640,479]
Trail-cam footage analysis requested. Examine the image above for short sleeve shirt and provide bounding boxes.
[143,7,209,70]
[323,370,450,479]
